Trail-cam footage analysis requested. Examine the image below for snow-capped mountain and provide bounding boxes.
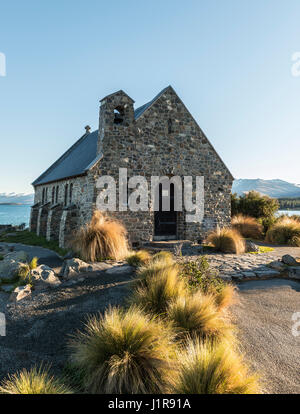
[232,179,300,198]
[0,193,34,205]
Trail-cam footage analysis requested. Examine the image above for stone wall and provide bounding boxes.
[93,87,233,245]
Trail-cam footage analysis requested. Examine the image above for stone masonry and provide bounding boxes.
[30,86,234,248]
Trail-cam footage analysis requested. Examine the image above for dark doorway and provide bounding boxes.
[154,183,177,238]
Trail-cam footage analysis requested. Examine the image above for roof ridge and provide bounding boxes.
[134,86,171,119]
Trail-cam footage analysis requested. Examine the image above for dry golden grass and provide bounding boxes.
[129,264,187,315]
[168,291,232,341]
[71,211,129,261]
[126,250,151,267]
[0,366,72,394]
[69,306,176,394]
[266,217,300,247]
[231,214,263,240]
[173,338,260,394]
[207,227,245,254]
[152,250,174,265]
[213,284,237,311]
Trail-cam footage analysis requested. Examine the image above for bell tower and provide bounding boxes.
[97,90,135,155]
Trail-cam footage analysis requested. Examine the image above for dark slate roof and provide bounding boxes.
[32,87,169,186]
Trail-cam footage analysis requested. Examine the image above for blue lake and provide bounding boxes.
[0,205,31,226]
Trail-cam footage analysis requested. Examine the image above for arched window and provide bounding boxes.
[55,186,59,203]
[42,188,45,204]
[64,184,68,206]
[45,188,48,203]
[114,106,124,124]
[52,187,55,204]
[69,183,73,204]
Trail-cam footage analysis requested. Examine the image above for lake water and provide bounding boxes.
[0,205,31,226]
[0,205,299,228]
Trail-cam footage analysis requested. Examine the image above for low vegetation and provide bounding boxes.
[69,306,176,394]
[0,366,72,394]
[231,214,263,239]
[71,211,129,261]
[168,291,232,341]
[0,230,67,256]
[266,216,300,247]
[173,338,259,394]
[207,227,245,254]
[126,250,151,267]
[129,263,187,315]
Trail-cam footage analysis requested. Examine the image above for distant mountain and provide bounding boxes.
[232,179,300,198]
[0,193,34,205]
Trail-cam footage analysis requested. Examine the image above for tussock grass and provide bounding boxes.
[126,250,151,267]
[173,338,260,394]
[29,256,38,270]
[207,227,245,254]
[266,217,300,246]
[213,284,237,311]
[71,211,129,262]
[129,264,187,315]
[0,366,72,394]
[69,306,176,394]
[152,251,174,265]
[231,214,263,240]
[168,292,232,341]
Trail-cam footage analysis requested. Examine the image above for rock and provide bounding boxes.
[0,259,27,281]
[268,261,287,272]
[255,269,281,278]
[288,266,300,280]
[63,251,76,260]
[245,240,259,253]
[282,255,298,266]
[105,265,134,275]
[61,258,113,279]
[10,284,32,302]
[31,265,61,289]
[4,250,27,263]
[242,271,257,278]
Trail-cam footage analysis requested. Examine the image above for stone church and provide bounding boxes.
[30,86,233,248]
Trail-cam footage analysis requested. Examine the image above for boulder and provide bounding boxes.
[31,265,61,289]
[61,258,112,279]
[10,284,32,302]
[4,250,27,263]
[245,240,259,253]
[282,255,298,266]
[268,261,287,272]
[289,266,300,280]
[0,259,27,281]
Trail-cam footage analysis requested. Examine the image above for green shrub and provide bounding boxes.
[173,338,260,394]
[232,191,279,219]
[69,306,176,394]
[0,365,72,394]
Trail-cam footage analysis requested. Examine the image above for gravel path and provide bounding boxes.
[232,279,300,394]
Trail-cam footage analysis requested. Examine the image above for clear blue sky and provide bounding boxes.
[1,0,300,194]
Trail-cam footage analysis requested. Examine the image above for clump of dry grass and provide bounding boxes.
[152,250,174,265]
[0,366,72,394]
[71,211,129,261]
[126,250,151,267]
[213,284,237,311]
[207,227,245,254]
[173,338,260,394]
[69,306,176,394]
[168,291,232,341]
[129,264,187,315]
[266,217,300,246]
[231,214,263,240]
